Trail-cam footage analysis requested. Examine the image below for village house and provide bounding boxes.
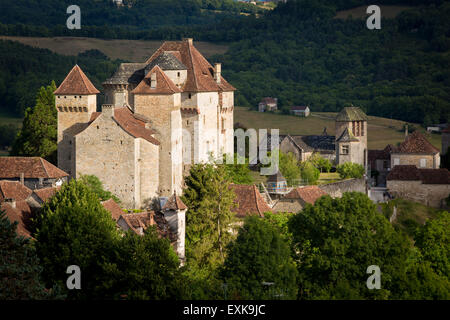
[290,105,310,117]
[54,38,235,209]
[386,165,450,208]
[258,97,278,112]
[0,157,68,190]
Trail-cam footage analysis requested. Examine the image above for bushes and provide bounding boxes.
[300,161,320,184]
[336,162,365,179]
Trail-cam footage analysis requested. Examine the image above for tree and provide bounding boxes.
[99,227,184,300]
[224,154,253,184]
[299,161,320,184]
[336,162,365,179]
[221,216,298,300]
[35,179,120,299]
[11,81,58,164]
[288,192,417,300]
[78,174,121,203]
[0,210,64,300]
[309,153,332,173]
[279,151,300,186]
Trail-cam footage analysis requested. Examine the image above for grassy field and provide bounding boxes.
[317,172,341,185]
[0,36,229,62]
[334,5,413,19]
[234,107,442,151]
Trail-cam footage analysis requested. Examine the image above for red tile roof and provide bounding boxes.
[1,201,32,238]
[101,198,124,222]
[0,157,69,179]
[33,186,60,203]
[145,40,235,93]
[393,131,439,155]
[131,65,181,94]
[54,65,100,95]
[285,186,328,204]
[162,192,187,211]
[230,184,272,218]
[112,107,160,145]
[119,211,176,242]
[0,181,32,201]
[387,165,450,184]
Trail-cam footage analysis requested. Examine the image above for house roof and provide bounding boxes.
[145,39,235,92]
[291,106,309,111]
[387,165,450,184]
[1,201,32,238]
[32,186,60,203]
[131,65,181,94]
[103,63,147,86]
[162,192,187,211]
[230,184,272,218]
[54,65,100,95]
[336,107,368,122]
[145,51,187,72]
[392,131,439,155]
[260,97,277,105]
[0,157,69,179]
[0,181,32,202]
[368,145,393,168]
[101,198,123,222]
[284,186,328,204]
[336,127,359,142]
[119,211,176,242]
[112,107,160,145]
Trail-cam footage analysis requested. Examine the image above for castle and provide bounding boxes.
[54,38,235,209]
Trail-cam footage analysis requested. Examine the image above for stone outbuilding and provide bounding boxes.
[290,105,310,117]
[258,97,278,112]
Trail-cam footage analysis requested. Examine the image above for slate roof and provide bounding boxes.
[54,65,100,95]
[387,165,450,184]
[336,127,359,142]
[103,63,147,85]
[145,52,187,72]
[0,157,69,179]
[162,192,187,211]
[336,107,368,122]
[112,107,160,145]
[230,184,272,218]
[392,131,439,155]
[284,186,328,204]
[101,199,124,222]
[145,40,235,92]
[131,65,181,95]
[0,181,32,201]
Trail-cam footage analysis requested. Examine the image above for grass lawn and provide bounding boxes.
[0,36,229,62]
[234,107,442,151]
[317,172,341,185]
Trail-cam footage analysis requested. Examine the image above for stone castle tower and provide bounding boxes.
[54,39,235,208]
[335,107,368,170]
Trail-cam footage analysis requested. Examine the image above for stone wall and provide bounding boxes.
[318,178,366,198]
[387,180,450,208]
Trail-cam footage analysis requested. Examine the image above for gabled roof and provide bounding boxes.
[260,97,277,105]
[112,107,160,145]
[101,198,123,222]
[32,186,60,204]
[0,157,69,179]
[0,181,32,201]
[230,184,272,218]
[387,165,450,184]
[145,40,235,92]
[392,131,439,155]
[131,65,181,94]
[285,186,328,204]
[145,52,187,72]
[291,106,309,111]
[162,192,187,211]
[1,202,32,238]
[336,107,368,122]
[336,127,359,142]
[54,65,100,95]
[103,63,147,86]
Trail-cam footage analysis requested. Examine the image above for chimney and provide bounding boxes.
[20,172,24,185]
[405,124,408,138]
[102,104,115,117]
[183,38,193,45]
[150,72,157,88]
[214,63,222,84]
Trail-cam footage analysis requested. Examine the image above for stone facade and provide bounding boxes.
[318,178,366,198]
[387,180,450,208]
[390,153,440,169]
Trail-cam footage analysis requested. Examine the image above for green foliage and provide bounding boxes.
[35,179,120,299]
[299,161,320,184]
[221,216,298,300]
[309,153,332,173]
[224,154,253,184]
[279,151,300,186]
[99,228,184,300]
[78,174,121,203]
[263,211,294,245]
[0,123,18,148]
[0,210,65,300]
[336,162,365,179]
[10,82,57,163]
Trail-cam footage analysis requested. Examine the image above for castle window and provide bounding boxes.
[342,145,349,155]
[83,107,87,112]
[64,96,66,99]
[97,126,99,129]
[177,72,180,77]
[188,93,192,99]
[69,107,73,112]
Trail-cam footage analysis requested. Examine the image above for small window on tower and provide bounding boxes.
[342,145,349,155]
[188,93,192,99]
[177,72,180,77]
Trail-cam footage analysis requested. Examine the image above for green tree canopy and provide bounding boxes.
[336,162,365,179]
[279,151,300,186]
[78,174,121,203]
[300,160,320,185]
[221,216,298,300]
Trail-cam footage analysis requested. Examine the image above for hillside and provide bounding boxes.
[234,107,442,150]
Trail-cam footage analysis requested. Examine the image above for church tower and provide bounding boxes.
[54,65,99,177]
[335,107,368,169]
[132,65,183,197]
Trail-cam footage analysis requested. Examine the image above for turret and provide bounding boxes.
[54,65,99,177]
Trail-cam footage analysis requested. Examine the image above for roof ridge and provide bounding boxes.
[187,41,199,92]
[40,157,49,178]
